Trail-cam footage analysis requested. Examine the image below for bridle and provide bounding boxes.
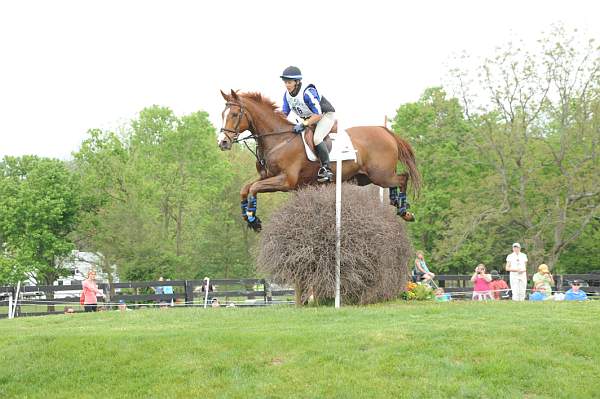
[219,100,299,170]
[220,101,248,139]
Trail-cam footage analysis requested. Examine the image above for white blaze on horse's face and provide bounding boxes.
[219,106,235,150]
[217,107,230,144]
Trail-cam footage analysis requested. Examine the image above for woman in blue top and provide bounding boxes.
[414,250,435,283]
[280,66,336,182]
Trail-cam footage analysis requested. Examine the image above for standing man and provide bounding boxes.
[505,243,528,301]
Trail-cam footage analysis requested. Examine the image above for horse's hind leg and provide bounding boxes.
[373,172,415,222]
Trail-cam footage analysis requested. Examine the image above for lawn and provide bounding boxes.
[1,301,599,399]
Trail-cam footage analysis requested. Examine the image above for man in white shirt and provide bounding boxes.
[505,243,528,301]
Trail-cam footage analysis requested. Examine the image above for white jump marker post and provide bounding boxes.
[8,293,13,319]
[330,127,358,309]
[203,278,210,308]
[335,156,342,309]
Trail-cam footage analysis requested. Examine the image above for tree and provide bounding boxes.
[392,87,493,272]
[73,106,281,281]
[452,26,600,271]
[0,156,80,285]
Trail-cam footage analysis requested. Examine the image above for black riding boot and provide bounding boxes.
[315,142,334,182]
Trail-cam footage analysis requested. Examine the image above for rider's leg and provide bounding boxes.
[313,112,336,182]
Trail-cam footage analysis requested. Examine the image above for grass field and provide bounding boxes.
[1,301,599,399]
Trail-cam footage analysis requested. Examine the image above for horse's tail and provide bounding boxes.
[384,127,421,196]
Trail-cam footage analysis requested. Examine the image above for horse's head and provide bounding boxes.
[218,89,252,151]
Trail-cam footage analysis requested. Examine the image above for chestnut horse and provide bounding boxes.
[218,90,420,231]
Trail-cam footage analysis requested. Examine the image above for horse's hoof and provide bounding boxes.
[401,212,416,222]
[247,216,262,232]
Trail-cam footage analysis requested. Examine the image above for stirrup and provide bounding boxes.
[317,166,333,183]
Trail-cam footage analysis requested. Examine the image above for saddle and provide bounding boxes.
[303,120,337,153]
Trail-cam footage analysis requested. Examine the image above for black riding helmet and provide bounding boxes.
[280,66,302,81]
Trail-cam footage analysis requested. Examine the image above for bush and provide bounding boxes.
[257,184,412,305]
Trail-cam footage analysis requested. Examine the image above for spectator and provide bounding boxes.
[565,280,588,301]
[489,270,510,300]
[529,291,547,301]
[414,251,435,284]
[201,277,214,292]
[118,299,127,312]
[211,297,221,308]
[154,276,164,295]
[471,264,493,300]
[505,243,528,301]
[163,279,174,306]
[82,270,104,312]
[434,288,451,302]
[532,264,554,298]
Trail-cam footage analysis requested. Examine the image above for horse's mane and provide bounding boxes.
[240,92,291,125]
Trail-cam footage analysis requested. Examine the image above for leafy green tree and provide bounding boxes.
[73,106,283,281]
[392,87,494,272]
[0,156,80,285]
[452,26,600,271]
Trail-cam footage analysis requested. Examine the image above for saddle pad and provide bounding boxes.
[301,127,357,162]
[329,128,357,161]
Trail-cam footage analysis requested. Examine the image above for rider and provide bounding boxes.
[280,66,336,182]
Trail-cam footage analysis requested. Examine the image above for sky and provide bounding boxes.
[1,0,599,160]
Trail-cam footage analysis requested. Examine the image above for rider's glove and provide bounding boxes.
[293,123,305,134]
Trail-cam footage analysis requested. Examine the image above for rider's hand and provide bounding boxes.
[293,123,305,134]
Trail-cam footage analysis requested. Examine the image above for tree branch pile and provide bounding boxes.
[257,184,412,305]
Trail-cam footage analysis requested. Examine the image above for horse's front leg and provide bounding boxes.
[245,174,296,232]
[240,178,261,223]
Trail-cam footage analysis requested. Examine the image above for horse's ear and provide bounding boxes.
[220,89,230,101]
[230,89,239,100]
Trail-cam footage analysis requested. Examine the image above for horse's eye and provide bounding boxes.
[230,113,238,117]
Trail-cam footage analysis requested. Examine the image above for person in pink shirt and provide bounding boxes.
[471,264,493,300]
[489,270,510,300]
[82,270,104,312]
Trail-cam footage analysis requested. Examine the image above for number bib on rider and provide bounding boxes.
[285,89,315,119]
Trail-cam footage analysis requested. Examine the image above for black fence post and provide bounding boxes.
[184,280,194,306]
[262,279,270,304]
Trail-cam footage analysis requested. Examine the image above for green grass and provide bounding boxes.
[1,301,599,399]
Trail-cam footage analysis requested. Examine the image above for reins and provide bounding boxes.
[221,101,300,171]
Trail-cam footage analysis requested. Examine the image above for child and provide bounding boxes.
[434,288,451,302]
[471,264,493,300]
[489,270,510,300]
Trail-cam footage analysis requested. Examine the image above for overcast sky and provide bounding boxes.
[1,0,598,160]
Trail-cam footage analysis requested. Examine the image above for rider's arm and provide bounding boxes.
[303,87,323,126]
[282,94,291,116]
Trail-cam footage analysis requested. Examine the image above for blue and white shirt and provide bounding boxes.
[565,289,587,301]
[282,83,334,119]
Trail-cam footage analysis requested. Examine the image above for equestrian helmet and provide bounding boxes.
[280,66,302,80]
